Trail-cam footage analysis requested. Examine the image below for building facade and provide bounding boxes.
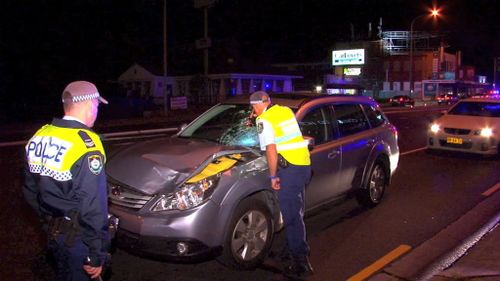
[325,31,489,100]
[118,63,302,108]
[273,31,489,100]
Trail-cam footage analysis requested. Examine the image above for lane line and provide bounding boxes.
[384,107,446,115]
[400,146,427,156]
[347,244,412,281]
[482,182,500,197]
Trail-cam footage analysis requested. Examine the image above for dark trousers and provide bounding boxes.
[277,164,311,259]
[48,235,91,281]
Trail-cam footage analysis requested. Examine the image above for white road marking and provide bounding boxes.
[400,146,427,156]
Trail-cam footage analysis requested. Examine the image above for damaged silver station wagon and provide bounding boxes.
[106,93,399,269]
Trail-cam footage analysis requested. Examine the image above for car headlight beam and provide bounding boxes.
[480,128,493,137]
[430,123,440,133]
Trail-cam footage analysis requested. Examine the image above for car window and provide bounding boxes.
[333,104,370,137]
[299,106,333,145]
[448,101,500,117]
[179,104,259,146]
[362,104,386,128]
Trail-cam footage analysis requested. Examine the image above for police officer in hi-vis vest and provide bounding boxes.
[249,91,313,278]
[23,81,110,280]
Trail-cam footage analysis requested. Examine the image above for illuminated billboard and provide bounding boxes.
[332,49,365,66]
[343,67,361,76]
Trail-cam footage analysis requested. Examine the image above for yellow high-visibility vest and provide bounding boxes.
[25,124,106,181]
[257,105,310,166]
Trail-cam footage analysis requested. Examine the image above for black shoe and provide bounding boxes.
[284,257,314,280]
[268,247,292,264]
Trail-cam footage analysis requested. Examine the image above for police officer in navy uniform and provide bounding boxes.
[23,81,110,280]
[249,91,313,279]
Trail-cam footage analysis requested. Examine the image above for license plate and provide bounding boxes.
[446,137,463,144]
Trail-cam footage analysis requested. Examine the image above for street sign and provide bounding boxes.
[194,0,216,8]
[196,37,211,49]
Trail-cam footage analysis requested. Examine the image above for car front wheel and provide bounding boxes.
[217,198,274,270]
[356,161,388,208]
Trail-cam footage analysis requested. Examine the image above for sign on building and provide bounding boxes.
[424,83,437,97]
[343,67,361,76]
[332,49,365,66]
[170,96,188,110]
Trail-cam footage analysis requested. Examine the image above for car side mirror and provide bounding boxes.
[304,136,315,151]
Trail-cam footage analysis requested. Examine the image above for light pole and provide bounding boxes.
[495,57,499,89]
[409,9,439,98]
[163,0,168,114]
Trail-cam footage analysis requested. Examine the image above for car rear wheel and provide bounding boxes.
[217,198,274,270]
[356,161,387,208]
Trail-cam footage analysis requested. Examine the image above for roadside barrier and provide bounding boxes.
[0,128,179,148]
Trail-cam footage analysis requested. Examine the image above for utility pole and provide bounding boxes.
[495,57,499,88]
[203,7,209,76]
[163,0,169,114]
[194,0,216,103]
[194,0,215,76]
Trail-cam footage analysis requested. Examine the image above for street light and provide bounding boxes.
[409,8,439,97]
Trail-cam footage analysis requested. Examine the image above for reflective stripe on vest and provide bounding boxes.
[25,124,105,181]
[258,105,310,166]
[277,141,309,151]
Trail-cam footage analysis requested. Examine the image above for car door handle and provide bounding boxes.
[327,149,340,159]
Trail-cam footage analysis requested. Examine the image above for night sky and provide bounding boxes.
[0,0,498,109]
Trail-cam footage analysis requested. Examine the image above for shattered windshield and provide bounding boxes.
[178,104,259,147]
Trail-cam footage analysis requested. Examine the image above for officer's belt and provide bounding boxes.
[278,154,289,169]
[47,211,81,247]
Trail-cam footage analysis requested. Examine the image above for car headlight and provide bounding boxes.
[479,128,493,137]
[152,174,220,211]
[430,123,440,133]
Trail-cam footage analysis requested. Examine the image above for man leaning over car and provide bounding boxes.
[249,91,313,279]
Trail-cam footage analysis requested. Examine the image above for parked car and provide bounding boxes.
[436,94,459,105]
[390,95,415,107]
[106,93,400,269]
[428,96,500,155]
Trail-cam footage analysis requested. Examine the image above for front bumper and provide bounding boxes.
[427,133,498,155]
[109,199,226,261]
[115,228,222,262]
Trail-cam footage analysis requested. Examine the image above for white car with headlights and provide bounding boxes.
[428,96,500,155]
